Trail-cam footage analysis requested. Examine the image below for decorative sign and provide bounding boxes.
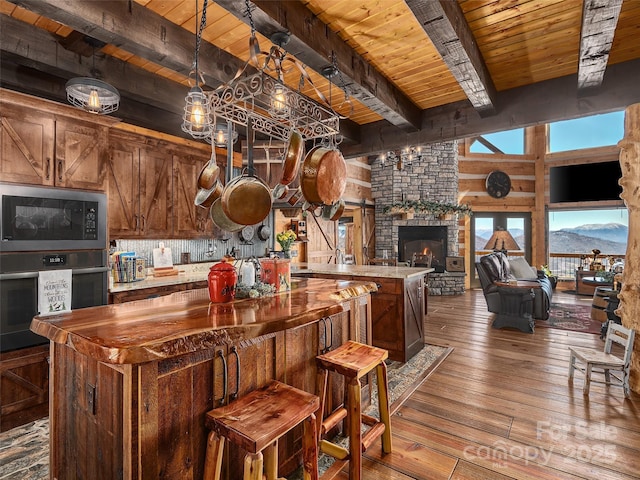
[38,269,72,315]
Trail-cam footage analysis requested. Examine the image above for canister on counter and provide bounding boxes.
[259,258,291,292]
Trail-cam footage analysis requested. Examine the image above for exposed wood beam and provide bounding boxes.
[5,0,251,89]
[578,0,623,93]
[472,136,503,154]
[214,0,422,131]
[0,14,186,114]
[406,0,497,117]
[341,58,640,157]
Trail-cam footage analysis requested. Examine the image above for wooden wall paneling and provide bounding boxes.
[532,124,548,269]
[306,213,338,264]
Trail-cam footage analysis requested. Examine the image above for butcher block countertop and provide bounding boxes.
[32,278,376,365]
[292,263,434,278]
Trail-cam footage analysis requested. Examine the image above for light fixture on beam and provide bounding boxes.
[379,147,423,170]
[181,0,213,140]
[65,37,120,115]
[211,123,238,148]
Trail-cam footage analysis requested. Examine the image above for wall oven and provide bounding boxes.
[0,184,108,352]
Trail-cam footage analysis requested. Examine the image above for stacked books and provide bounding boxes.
[111,252,146,283]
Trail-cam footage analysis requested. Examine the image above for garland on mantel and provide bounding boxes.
[383,200,473,217]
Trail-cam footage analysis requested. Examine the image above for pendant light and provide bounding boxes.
[181,0,213,140]
[65,37,120,115]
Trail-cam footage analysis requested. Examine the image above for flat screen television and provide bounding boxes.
[549,161,622,203]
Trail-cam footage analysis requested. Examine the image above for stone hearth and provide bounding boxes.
[371,141,465,295]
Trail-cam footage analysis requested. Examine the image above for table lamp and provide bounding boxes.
[484,227,520,281]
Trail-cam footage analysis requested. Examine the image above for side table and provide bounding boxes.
[493,281,536,333]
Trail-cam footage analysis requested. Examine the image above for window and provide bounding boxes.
[548,208,628,255]
[469,128,524,154]
[549,111,624,152]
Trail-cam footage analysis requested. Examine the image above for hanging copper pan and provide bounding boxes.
[322,198,345,222]
[279,130,304,185]
[197,153,220,190]
[194,180,223,209]
[220,123,272,226]
[300,146,347,205]
[210,198,244,233]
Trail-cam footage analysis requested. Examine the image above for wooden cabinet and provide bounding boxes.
[108,130,212,239]
[1,94,111,190]
[0,345,49,432]
[107,132,173,238]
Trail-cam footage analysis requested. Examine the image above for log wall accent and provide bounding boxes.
[617,103,640,393]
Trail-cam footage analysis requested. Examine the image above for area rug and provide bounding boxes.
[536,302,603,334]
[0,344,452,480]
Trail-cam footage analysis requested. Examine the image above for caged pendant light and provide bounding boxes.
[65,37,120,115]
[181,0,213,140]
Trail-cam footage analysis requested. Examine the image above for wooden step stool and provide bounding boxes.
[316,341,392,479]
[204,380,320,480]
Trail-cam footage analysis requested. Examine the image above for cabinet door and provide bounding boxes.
[107,139,140,238]
[55,118,108,190]
[173,152,211,238]
[404,275,425,361]
[139,146,173,238]
[0,104,55,185]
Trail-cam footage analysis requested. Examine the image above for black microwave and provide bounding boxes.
[0,183,107,252]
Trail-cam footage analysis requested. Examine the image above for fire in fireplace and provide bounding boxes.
[398,226,448,272]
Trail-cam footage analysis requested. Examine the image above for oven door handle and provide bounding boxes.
[0,266,109,281]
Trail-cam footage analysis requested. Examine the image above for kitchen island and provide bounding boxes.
[292,263,434,362]
[31,277,375,480]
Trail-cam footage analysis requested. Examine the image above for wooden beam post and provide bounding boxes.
[617,103,640,393]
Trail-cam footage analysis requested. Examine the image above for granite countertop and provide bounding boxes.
[33,277,377,365]
[109,261,215,293]
[291,263,434,279]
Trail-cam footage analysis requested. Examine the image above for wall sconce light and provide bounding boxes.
[181,0,213,140]
[379,147,423,170]
[212,123,238,148]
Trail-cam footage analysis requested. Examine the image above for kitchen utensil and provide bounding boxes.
[197,150,220,190]
[322,198,345,222]
[257,223,271,241]
[208,261,237,303]
[300,145,347,205]
[280,130,304,185]
[210,198,244,233]
[221,122,272,226]
[194,180,223,209]
[239,225,255,242]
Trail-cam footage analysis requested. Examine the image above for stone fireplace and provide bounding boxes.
[371,141,465,295]
[398,226,448,272]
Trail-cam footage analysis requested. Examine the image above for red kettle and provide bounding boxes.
[208,261,237,303]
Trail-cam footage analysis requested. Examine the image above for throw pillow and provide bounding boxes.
[509,257,538,280]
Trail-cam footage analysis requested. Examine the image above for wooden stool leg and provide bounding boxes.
[203,431,225,480]
[347,377,362,480]
[376,363,392,454]
[263,441,278,480]
[583,363,592,395]
[316,368,329,441]
[302,412,319,480]
[243,452,263,480]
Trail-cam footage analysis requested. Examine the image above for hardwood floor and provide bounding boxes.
[354,289,640,479]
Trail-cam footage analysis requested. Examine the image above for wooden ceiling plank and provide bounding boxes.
[213,0,422,131]
[4,0,253,90]
[577,0,624,93]
[406,0,497,117]
[340,57,640,157]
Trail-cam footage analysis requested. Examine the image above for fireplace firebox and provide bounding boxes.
[398,226,448,272]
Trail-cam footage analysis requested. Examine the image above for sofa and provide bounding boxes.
[476,252,553,320]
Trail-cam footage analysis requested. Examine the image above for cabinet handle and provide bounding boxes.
[320,317,327,353]
[217,350,227,406]
[141,214,146,231]
[230,346,240,401]
[134,215,139,230]
[45,158,51,180]
[57,160,63,182]
[321,316,333,353]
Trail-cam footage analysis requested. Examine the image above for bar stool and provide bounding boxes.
[204,380,320,480]
[316,341,392,479]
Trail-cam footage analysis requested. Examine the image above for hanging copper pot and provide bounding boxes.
[279,130,304,185]
[300,146,347,205]
[194,180,223,209]
[220,122,272,226]
[210,197,244,232]
[197,153,220,190]
[322,198,345,222]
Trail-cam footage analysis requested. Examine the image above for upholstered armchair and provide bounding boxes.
[476,252,553,320]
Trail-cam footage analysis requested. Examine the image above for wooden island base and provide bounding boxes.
[31,278,375,480]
